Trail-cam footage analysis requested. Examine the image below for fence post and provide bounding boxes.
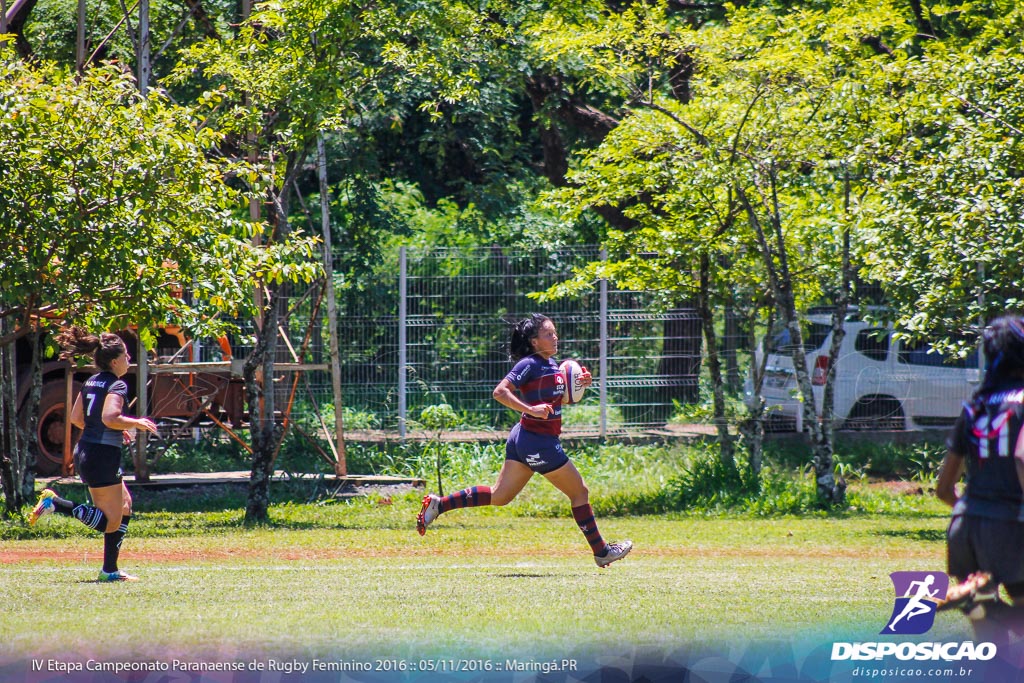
[318,132,346,473]
[135,345,149,479]
[398,246,408,439]
[599,250,608,438]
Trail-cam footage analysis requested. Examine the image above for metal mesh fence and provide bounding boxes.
[328,245,703,437]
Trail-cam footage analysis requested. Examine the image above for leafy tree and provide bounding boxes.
[17,0,230,77]
[532,0,925,505]
[170,0,505,522]
[862,5,1024,346]
[0,51,318,512]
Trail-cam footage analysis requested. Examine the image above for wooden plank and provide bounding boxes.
[39,471,425,488]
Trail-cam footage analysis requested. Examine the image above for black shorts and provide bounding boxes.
[73,441,124,488]
[947,514,1024,597]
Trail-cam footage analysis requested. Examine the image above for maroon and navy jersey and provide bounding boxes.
[947,384,1024,521]
[79,371,130,447]
[505,354,566,436]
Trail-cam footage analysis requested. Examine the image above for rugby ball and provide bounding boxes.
[559,359,587,404]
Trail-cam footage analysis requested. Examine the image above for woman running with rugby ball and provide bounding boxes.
[416,314,632,568]
[30,327,158,581]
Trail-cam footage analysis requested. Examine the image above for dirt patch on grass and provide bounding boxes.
[866,480,928,496]
[0,539,936,565]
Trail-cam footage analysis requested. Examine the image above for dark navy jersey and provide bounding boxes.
[947,385,1024,521]
[79,371,130,447]
[504,354,566,436]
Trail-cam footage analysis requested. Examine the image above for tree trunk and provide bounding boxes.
[724,296,741,393]
[697,253,734,467]
[19,327,40,502]
[815,172,856,504]
[741,306,771,477]
[0,319,28,513]
[244,151,300,524]
[244,293,280,524]
[739,178,844,507]
[1,339,18,515]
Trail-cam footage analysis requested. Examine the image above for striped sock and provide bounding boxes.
[72,504,108,531]
[439,486,492,514]
[572,504,609,555]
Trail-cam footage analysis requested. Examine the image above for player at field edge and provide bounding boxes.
[935,315,1024,645]
[29,327,158,582]
[416,314,633,568]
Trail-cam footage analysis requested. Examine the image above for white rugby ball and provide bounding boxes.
[559,359,587,404]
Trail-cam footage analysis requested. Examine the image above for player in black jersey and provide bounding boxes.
[936,316,1024,644]
[29,327,158,581]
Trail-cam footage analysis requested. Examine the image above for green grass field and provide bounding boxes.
[0,489,971,665]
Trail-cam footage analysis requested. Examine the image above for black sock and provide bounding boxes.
[102,532,120,573]
[50,493,76,517]
[101,516,129,574]
[72,504,108,531]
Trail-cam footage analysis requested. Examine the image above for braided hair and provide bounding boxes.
[54,326,127,372]
[509,314,551,362]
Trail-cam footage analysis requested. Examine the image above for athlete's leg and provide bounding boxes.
[417,459,534,535]
[489,459,534,506]
[89,484,125,533]
[89,484,128,575]
[434,458,534,513]
[542,459,589,507]
[543,461,607,554]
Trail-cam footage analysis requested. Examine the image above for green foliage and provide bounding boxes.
[419,403,459,432]
[661,453,763,511]
[146,437,250,475]
[0,50,320,341]
[21,0,237,86]
[560,400,625,428]
[860,12,1024,342]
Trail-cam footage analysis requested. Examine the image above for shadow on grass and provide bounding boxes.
[872,528,946,542]
[493,572,555,579]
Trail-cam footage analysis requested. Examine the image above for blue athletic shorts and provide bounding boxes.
[505,423,569,474]
[73,441,124,488]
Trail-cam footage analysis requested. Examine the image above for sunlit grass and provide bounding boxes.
[0,503,963,661]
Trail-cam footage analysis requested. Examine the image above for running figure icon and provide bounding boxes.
[887,574,940,632]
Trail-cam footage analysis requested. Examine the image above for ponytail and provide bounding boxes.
[55,326,126,372]
[509,314,551,362]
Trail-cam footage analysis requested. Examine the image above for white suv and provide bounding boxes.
[750,313,981,430]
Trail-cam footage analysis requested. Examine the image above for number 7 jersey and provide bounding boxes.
[79,371,130,447]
